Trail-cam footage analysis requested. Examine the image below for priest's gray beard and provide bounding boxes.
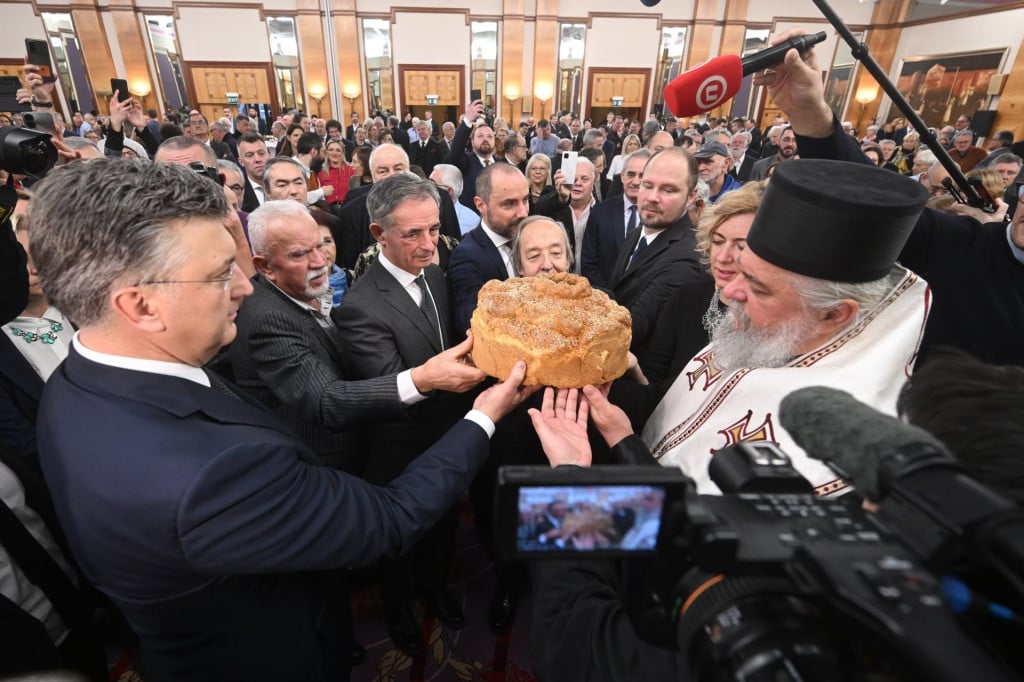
[710,302,815,373]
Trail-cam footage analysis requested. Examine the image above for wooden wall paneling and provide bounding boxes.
[687,0,719,70]
[330,0,365,120]
[0,60,25,80]
[532,0,559,121]
[501,0,525,123]
[296,2,332,120]
[186,62,277,125]
[587,68,650,121]
[107,1,158,114]
[993,35,1024,139]
[70,7,118,115]
[714,0,748,120]
[398,65,464,112]
[849,0,914,131]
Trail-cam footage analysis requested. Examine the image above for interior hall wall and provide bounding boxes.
[1,3,47,59]
[391,11,472,107]
[176,7,271,62]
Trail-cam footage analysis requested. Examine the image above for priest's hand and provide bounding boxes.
[582,384,634,448]
[754,28,833,138]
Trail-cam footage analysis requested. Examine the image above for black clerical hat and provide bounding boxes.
[746,159,928,282]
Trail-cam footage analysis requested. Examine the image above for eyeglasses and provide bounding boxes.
[139,262,239,291]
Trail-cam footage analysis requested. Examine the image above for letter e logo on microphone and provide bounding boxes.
[696,75,729,110]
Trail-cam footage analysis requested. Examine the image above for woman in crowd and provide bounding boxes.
[606,134,641,180]
[366,123,381,147]
[275,123,303,158]
[348,146,373,191]
[1,213,75,469]
[317,222,348,308]
[526,153,555,209]
[319,139,354,210]
[861,142,884,167]
[894,131,919,174]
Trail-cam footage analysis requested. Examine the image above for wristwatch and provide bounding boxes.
[31,98,54,108]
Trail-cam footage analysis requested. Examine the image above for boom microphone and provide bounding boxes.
[777,386,949,501]
[663,32,827,117]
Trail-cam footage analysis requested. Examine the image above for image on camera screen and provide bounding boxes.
[516,485,665,552]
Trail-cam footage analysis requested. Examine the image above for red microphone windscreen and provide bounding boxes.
[663,55,743,117]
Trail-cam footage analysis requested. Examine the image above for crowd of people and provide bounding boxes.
[2,26,1023,681]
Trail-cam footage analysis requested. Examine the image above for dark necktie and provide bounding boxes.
[415,274,444,349]
[483,158,492,167]
[205,368,242,401]
[626,204,637,237]
[627,235,648,271]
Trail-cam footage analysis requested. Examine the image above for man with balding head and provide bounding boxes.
[448,163,531,334]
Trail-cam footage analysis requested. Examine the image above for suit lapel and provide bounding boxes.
[256,276,345,369]
[474,228,509,281]
[371,263,444,354]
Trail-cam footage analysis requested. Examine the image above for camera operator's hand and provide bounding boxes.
[529,387,592,467]
[582,384,634,448]
[753,28,833,138]
[22,64,54,105]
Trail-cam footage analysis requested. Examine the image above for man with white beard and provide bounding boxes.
[586,159,931,496]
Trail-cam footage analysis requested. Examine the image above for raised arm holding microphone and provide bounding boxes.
[758,28,1024,368]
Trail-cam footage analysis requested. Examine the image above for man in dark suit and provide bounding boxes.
[230,198,482,472]
[28,158,537,682]
[423,109,441,139]
[238,132,270,212]
[581,149,651,288]
[729,131,757,183]
[405,121,444,176]
[335,174,470,655]
[443,99,501,210]
[609,148,704,362]
[448,163,530,335]
[346,111,361,141]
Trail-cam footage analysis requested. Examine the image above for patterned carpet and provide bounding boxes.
[350,500,537,682]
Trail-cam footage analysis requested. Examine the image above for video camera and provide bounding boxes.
[498,388,1024,681]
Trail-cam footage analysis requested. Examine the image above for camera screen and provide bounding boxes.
[516,485,666,553]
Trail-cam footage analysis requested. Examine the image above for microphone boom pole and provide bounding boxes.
[810,0,995,212]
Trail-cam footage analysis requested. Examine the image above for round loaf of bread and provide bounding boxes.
[471,272,632,388]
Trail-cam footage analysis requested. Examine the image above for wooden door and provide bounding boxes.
[399,65,464,115]
[586,68,650,122]
[186,62,277,123]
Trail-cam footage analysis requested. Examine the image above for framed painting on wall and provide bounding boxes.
[892,49,1006,128]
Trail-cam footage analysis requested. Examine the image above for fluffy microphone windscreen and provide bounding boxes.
[662,55,743,118]
[779,386,948,501]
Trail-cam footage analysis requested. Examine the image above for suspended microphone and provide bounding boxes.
[663,32,827,117]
